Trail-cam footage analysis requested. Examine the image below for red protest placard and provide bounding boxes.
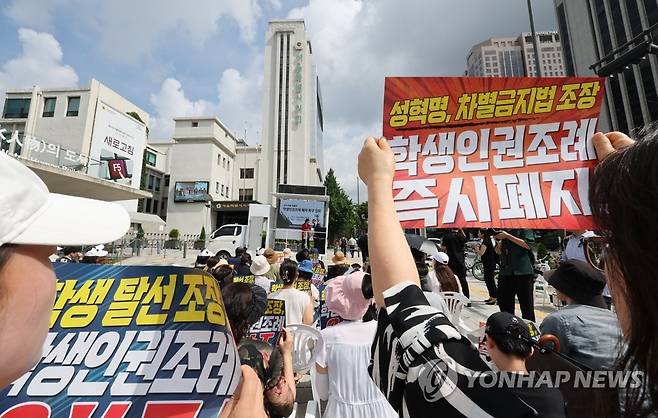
[383,77,605,230]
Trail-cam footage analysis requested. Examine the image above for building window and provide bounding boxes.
[42,97,56,117]
[215,181,220,194]
[164,175,170,187]
[221,185,225,196]
[148,175,154,190]
[2,98,31,118]
[153,200,159,214]
[145,198,152,213]
[226,160,230,171]
[238,188,254,201]
[222,157,226,168]
[217,153,221,166]
[192,121,198,127]
[66,96,80,117]
[154,177,161,192]
[240,168,255,179]
[137,199,144,212]
[226,186,229,197]
[145,150,157,167]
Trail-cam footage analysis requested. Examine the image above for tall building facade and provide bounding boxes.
[260,19,324,206]
[555,0,658,134]
[466,31,567,77]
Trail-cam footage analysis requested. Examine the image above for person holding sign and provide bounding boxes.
[358,136,534,417]
[269,260,314,326]
[0,152,131,389]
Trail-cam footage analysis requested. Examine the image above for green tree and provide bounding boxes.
[354,202,368,235]
[324,169,355,242]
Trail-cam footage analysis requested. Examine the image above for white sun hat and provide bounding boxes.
[199,248,213,257]
[250,255,270,276]
[84,247,108,257]
[0,152,130,246]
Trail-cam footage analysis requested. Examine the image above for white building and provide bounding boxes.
[0,79,150,206]
[164,117,240,236]
[260,19,324,206]
[466,31,567,77]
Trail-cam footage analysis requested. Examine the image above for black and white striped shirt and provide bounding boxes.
[369,282,535,417]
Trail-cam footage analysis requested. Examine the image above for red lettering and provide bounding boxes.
[1,402,50,418]
[142,401,202,418]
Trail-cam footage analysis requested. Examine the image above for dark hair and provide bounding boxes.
[222,282,255,344]
[361,273,373,299]
[488,332,532,359]
[280,259,298,285]
[212,265,234,288]
[479,228,495,238]
[0,244,15,273]
[81,256,98,264]
[433,263,460,292]
[267,398,294,418]
[590,130,658,417]
[206,256,219,270]
[61,247,79,256]
[295,249,310,263]
[239,252,252,265]
[235,247,246,257]
[351,263,362,270]
[298,270,313,280]
[416,261,431,291]
[305,218,310,223]
[326,264,349,280]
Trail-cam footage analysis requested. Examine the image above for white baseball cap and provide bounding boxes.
[0,152,130,246]
[199,248,213,257]
[432,251,450,265]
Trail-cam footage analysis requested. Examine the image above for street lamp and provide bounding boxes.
[526,0,543,77]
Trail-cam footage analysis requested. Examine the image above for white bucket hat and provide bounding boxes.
[0,152,130,246]
[84,247,108,257]
[250,255,270,276]
[199,248,213,257]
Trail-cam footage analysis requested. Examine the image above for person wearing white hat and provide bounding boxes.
[426,251,462,294]
[0,152,130,389]
[82,246,109,263]
[251,255,274,293]
[195,248,214,269]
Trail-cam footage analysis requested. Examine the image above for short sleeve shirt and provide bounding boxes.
[369,282,535,417]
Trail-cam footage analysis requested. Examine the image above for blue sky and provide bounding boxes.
[0,0,557,198]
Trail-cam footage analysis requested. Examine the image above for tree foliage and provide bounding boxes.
[324,169,355,242]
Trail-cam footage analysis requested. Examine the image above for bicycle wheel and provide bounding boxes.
[471,261,485,281]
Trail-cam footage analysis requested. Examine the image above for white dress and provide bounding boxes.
[315,320,397,418]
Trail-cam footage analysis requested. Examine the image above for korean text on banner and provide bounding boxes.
[249,299,286,346]
[0,264,240,418]
[383,77,606,230]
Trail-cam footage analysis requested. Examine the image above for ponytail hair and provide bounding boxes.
[280,259,299,285]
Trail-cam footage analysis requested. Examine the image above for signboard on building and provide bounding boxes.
[0,264,240,418]
[88,101,147,189]
[174,181,210,202]
[277,198,325,229]
[383,76,605,230]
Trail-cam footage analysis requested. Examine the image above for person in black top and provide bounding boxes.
[485,312,566,418]
[478,228,498,305]
[441,228,470,299]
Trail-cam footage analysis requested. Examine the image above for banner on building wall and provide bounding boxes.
[88,101,147,189]
[0,264,240,418]
[383,77,605,230]
[276,199,325,229]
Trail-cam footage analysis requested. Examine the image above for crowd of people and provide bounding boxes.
[2,128,658,417]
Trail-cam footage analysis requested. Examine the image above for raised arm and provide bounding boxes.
[358,137,419,307]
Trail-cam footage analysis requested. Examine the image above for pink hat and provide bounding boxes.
[325,271,370,321]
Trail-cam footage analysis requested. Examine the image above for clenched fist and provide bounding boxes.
[358,137,395,188]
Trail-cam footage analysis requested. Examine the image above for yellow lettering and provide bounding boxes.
[102,301,138,326]
[60,305,97,328]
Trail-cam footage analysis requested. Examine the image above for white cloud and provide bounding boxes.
[4,0,267,63]
[149,53,263,141]
[288,0,557,199]
[0,28,79,96]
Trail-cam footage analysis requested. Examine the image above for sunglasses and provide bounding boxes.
[584,236,608,272]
